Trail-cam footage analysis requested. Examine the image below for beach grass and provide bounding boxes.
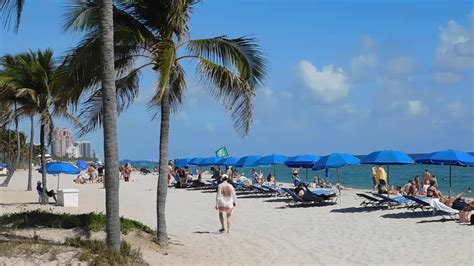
[0,210,154,235]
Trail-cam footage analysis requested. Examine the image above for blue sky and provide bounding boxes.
[1,0,473,160]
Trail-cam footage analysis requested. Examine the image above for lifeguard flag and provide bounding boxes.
[215,147,229,158]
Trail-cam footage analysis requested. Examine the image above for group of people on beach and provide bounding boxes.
[73,164,105,184]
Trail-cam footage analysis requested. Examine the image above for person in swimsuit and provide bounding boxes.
[215,175,237,233]
[423,169,431,192]
[426,179,443,199]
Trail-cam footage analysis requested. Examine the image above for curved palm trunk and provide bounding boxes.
[14,102,20,165]
[40,123,48,204]
[100,0,121,251]
[27,115,34,191]
[157,88,170,247]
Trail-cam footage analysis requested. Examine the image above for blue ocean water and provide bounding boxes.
[204,164,473,196]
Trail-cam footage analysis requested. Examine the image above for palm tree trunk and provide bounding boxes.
[157,87,170,247]
[40,123,48,204]
[27,115,34,191]
[100,0,121,251]
[14,102,20,165]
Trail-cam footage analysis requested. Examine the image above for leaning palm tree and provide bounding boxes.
[64,0,267,247]
[1,0,122,251]
[0,49,78,201]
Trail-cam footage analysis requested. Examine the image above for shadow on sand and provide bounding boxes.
[192,230,223,235]
[330,206,381,213]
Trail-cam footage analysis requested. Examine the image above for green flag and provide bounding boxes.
[215,147,229,158]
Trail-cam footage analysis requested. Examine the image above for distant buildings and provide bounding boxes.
[51,127,96,159]
[51,128,73,157]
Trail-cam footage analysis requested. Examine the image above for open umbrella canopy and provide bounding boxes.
[415,149,474,166]
[361,150,415,165]
[216,157,240,166]
[175,158,190,167]
[312,153,360,170]
[200,157,221,166]
[38,162,80,175]
[256,154,288,166]
[284,154,320,168]
[188,157,205,165]
[234,155,262,168]
[76,160,89,170]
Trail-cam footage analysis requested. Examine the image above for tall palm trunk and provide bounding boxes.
[100,0,121,251]
[0,125,15,187]
[157,87,170,247]
[40,123,47,203]
[14,102,20,165]
[27,115,34,191]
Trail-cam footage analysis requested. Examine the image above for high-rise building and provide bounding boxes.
[76,141,93,159]
[51,128,73,157]
[66,145,80,158]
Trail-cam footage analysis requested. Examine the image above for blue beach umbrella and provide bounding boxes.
[361,150,415,185]
[415,149,474,197]
[216,157,240,166]
[175,158,190,168]
[188,157,205,166]
[284,154,320,180]
[38,162,80,189]
[200,157,221,166]
[256,154,288,176]
[76,160,89,170]
[234,155,262,168]
[313,153,361,183]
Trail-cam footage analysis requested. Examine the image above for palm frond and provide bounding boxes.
[196,58,255,136]
[188,36,267,88]
[0,0,25,31]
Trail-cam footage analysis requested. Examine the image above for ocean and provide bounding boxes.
[231,163,474,196]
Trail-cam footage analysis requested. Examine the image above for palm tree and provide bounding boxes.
[64,0,267,247]
[0,49,77,199]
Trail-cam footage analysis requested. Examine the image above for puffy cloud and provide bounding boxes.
[433,71,464,84]
[385,56,417,76]
[298,60,350,104]
[436,15,474,69]
[408,100,428,116]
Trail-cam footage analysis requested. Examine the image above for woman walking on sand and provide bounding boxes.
[215,175,237,233]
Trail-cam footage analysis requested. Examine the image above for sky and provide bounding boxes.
[0,0,473,161]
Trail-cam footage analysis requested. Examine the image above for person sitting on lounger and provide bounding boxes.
[266,173,276,186]
[407,180,418,196]
[377,179,388,194]
[36,181,57,202]
[292,171,302,186]
[74,174,86,184]
[426,179,444,199]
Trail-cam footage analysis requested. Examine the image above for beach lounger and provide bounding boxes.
[281,188,327,206]
[261,185,287,196]
[372,193,413,209]
[430,198,459,220]
[311,189,338,202]
[356,193,384,207]
[403,196,433,214]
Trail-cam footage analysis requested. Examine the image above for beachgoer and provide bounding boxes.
[403,180,412,195]
[123,163,132,182]
[97,165,104,183]
[266,173,276,186]
[36,181,57,202]
[292,172,302,186]
[377,179,388,194]
[215,175,237,233]
[423,169,431,192]
[431,175,438,187]
[74,174,86,184]
[407,180,417,196]
[414,175,421,191]
[177,167,187,188]
[371,165,378,187]
[376,165,387,186]
[87,165,97,182]
[426,179,443,199]
[252,169,259,184]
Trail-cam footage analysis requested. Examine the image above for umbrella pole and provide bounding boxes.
[337,168,340,184]
[387,165,390,188]
[306,168,308,181]
[449,165,452,198]
[57,174,60,189]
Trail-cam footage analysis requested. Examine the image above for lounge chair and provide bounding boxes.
[356,193,385,207]
[403,196,433,214]
[311,189,338,202]
[372,193,413,209]
[281,188,327,206]
[430,198,459,220]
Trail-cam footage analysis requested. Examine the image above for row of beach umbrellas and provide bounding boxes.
[176,149,474,197]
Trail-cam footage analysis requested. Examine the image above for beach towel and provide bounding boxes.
[430,199,459,214]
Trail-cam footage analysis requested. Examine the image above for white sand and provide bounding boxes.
[1,170,473,265]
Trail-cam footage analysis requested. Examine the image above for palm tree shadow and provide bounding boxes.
[192,230,223,235]
[380,211,428,219]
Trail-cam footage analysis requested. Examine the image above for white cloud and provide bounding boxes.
[385,56,417,76]
[436,15,474,69]
[298,60,350,104]
[408,100,428,116]
[261,86,273,97]
[433,71,464,84]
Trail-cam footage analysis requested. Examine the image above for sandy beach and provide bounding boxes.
[1,169,473,265]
